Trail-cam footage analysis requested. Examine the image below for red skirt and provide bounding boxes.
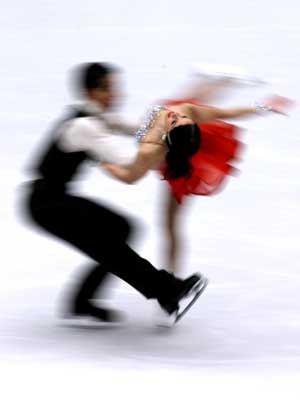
[161,98,245,203]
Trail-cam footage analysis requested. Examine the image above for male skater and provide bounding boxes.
[24,62,207,326]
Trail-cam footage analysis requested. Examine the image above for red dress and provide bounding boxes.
[161,98,245,203]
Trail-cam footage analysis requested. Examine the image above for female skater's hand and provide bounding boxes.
[262,95,295,116]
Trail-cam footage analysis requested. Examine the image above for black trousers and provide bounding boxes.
[25,181,179,307]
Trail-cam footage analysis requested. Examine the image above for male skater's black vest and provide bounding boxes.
[32,108,94,192]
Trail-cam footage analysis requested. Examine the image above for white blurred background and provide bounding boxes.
[1,0,300,398]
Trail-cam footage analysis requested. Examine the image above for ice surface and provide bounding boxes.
[1,0,300,398]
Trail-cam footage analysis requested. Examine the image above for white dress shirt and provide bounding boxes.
[57,100,137,166]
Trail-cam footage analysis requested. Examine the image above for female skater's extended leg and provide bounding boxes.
[163,187,184,275]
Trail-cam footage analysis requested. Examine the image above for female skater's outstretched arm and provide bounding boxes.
[181,95,292,123]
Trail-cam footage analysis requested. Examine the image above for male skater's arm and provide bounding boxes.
[108,119,139,136]
[104,113,138,136]
[58,117,135,165]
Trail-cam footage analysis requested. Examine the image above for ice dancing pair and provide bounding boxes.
[25,62,290,328]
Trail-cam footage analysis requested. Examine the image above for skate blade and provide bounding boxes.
[175,277,209,324]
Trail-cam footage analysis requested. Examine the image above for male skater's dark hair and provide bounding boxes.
[71,62,118,96]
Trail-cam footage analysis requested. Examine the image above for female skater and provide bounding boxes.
[102,94,292,275]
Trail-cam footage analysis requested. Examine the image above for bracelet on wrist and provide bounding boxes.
[253,102,273,114]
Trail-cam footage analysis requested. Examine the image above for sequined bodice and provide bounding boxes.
[135,105,165,142]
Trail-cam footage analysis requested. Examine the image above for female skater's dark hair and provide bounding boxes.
[71,62,119,96]
[164,123,201,180]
